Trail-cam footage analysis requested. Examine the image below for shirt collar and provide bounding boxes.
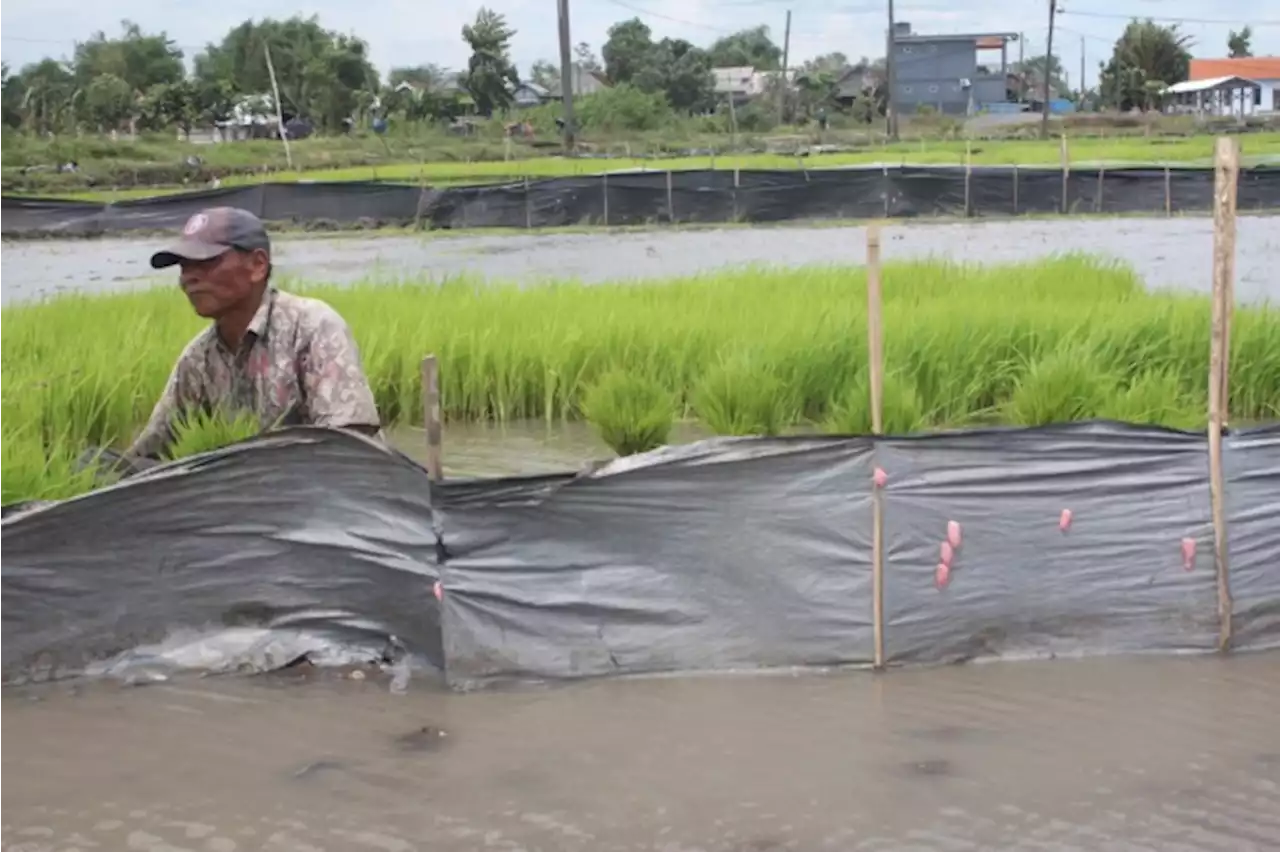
[245,286,277,341]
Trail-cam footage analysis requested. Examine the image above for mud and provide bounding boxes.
[5,653,1280,850]
[4,215,1278,306]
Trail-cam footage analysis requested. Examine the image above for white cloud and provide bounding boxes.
[1,0,1274,92]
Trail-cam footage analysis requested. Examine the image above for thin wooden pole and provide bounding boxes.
[1207,136,1239,653]
[963,141,972,217]
[1096,166,1105,214]
[1164,165,1172,217]
[1012,163,1019,215]
[421,355,443,482]
[524,176,532,229]
[602,172,609,226]
[665,170,675,223]
[867,224,886,670]
[1059,134,1069,214]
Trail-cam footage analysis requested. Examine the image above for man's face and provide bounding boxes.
[178,248,269,319]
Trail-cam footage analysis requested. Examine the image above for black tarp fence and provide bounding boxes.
[5,165,1278,236]
[3,422,1278,689]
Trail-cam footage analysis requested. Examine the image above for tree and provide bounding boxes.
[11,59,79,133]
[574,42,602,74]
[708,26,783,70]
[194,16,379,130]
[1012,55,1070,100]
[73,21,185,94]
[82,73,134,130]
[461,8,519,115]
[603,20,714,113]
[1228,26,1253,58]
[530,60,560,91]
[138,80,201,135]
[1097,19,1192,112]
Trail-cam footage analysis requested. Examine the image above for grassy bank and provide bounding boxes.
[12,131,1280,203]
[3,255,1278,503]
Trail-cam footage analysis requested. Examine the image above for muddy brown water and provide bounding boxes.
[5,653,1280,850]
[3,216,1279,306]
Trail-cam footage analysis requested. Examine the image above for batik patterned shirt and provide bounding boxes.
[127,288,382,460]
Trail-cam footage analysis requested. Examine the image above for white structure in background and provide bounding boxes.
[1164,76,1263,117]
[1184,57,1280,114]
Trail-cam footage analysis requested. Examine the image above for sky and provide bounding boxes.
[1,0,1276,91]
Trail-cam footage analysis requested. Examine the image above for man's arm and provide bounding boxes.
[124,350,201,463]
[299,308,382,433]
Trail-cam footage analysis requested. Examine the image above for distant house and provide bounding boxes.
[1186,57,1280,114]
[832,64,876,107]
[512,66,612,108]
[889,22,1018,115]
[512,82,551,108]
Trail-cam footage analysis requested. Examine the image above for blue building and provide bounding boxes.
[891,23,1019,116]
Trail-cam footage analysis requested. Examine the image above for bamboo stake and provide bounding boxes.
[867,225,886,670]
[421,355,443,483]
[1012,164,1019,215]
[1096,166,1105,214]
[963,141,972,217]
[524,176,532,229]
[665,170,675,223]
[1059,134,1069,214]
[602,172,609,226]
[1164,165,1172,217]
[1207,136,1239,653]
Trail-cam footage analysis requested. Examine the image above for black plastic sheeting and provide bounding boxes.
[5,165,1278,236]
[2,422,1278,689]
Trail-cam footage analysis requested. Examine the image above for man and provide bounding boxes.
[124,207,381,465]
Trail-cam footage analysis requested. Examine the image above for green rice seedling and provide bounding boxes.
[693,354,800,437]
[822,372,928,436]
[1098,368,1203,431]
[165,408,265,461]
[1005,344,1117,426]
[4,256,1279,504]
[580,369,675,456]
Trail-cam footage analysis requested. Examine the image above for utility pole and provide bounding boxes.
[1080,35,1086,106]
[1040,0,1056,140]
[556,0,577,152]
[886,0,898,140]
[778,9,792,125]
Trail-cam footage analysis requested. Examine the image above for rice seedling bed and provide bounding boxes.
[3,255,1277,504]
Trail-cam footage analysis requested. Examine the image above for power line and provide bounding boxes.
[1058,10,1280,26]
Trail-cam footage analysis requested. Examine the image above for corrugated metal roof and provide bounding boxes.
[1164,75,1262,94]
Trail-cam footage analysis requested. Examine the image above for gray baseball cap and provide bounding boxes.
[150,207,272,269]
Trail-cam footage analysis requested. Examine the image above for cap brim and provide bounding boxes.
[149,238,231,270]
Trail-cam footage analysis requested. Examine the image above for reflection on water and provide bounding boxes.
[5,653,1279,850]
[388,418,714,478]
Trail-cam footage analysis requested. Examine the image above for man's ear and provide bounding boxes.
[248,248,271,285]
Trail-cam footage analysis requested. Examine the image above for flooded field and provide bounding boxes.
[3,215,1278,306]
[5,653,1280,850]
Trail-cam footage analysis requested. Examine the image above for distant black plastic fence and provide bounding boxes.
[4,164,1279,237]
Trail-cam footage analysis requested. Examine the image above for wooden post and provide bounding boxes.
[1012,164,1019,215]
[602,172,609,226]
[1060,134,1070,214]
[665,170,675,223]
[867,225,886,671]
[1096,166,1105,214]
[963,141,972,217]
[733,166,740,222]
[882,164,890,217]
[524,176,532,229]
[1164,165,1172,217]
[1207,136,1239,654]
[421,355,443,483]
